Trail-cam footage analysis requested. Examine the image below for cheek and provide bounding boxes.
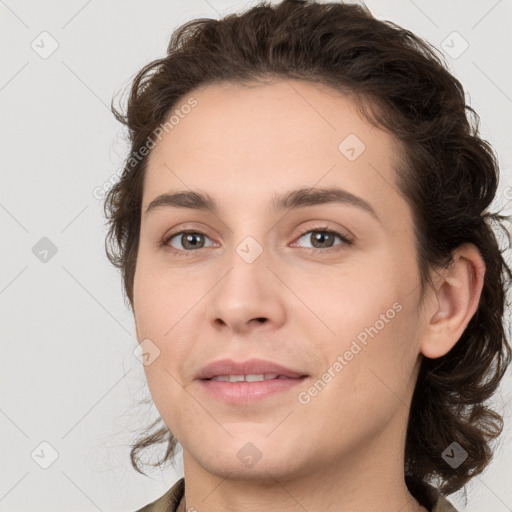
[297,304,418,446]
[289,260,402,343]
[295,257,418,399]
[133,259,209,409]
[133,256,206,339]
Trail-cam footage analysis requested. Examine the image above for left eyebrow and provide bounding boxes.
[271,187,379,222]
[144,186,379,222]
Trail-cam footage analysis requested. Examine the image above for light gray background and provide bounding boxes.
[1,0,511,511]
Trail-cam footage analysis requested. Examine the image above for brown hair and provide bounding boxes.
[104,0,512,497]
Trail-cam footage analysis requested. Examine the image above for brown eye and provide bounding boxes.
[307,231,337,249]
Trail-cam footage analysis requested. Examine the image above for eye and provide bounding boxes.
[164,230,216,252]
[161,225,353,256]
[292,227,352,252]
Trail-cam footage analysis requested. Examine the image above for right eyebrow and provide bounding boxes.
[145,190,216,216]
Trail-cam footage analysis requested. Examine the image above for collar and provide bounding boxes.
[137,476,459,512]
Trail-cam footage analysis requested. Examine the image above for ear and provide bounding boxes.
[420,243,486,359]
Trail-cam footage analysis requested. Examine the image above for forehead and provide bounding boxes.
[142,79,410,229]
[148,78,395,165]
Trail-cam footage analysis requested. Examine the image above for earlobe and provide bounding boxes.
[420,243,485,359]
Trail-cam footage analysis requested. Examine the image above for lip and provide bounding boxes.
[195,358,309,405]
[199,378,307,405]
[195,358,307,380]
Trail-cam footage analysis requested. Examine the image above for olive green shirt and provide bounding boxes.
[135,475,458,511]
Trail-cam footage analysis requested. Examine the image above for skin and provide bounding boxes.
[132,78,485,512]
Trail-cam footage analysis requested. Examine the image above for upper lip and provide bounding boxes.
[195,358,308,380]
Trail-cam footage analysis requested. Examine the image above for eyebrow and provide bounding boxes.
[144,187,379,221]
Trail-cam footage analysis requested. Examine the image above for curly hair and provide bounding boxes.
[103,0,512,497]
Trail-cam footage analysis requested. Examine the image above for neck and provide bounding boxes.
[180,406,425,512]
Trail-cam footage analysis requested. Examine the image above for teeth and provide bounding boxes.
[210,373,280,382]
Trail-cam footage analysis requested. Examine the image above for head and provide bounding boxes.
[104,0,511,496]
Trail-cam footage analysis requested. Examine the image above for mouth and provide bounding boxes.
[196,358,309,404]
[199,374,308,406]
[205,373,303,382]
[195,357,307,380]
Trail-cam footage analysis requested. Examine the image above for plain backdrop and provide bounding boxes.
[1,1,511,511]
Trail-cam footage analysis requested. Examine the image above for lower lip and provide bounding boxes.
[198,377,307,404]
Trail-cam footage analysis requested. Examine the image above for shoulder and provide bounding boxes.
[133,478,185,512]
[405,475,459,512]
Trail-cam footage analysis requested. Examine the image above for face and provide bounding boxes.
[133,79,427,481]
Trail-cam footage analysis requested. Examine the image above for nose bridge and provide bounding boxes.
[222,231,272,298]
[219,206,274,280]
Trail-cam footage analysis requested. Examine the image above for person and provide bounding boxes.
[103,1,511,511]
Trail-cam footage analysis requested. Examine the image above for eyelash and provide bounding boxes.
[161,225,353,256]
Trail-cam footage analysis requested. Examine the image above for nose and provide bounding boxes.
[207,245,286,336]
